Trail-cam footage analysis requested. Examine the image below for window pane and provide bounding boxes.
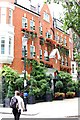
[40,49,42,59]
[9,9,12,24]
[72,64,74,73]
[9,37,11,55]
[22,17,27,28]
[1,37,5,54]
[30,45,34,57]
[30,20,33,30]
[63,38,66,45]
[43,12,49,22]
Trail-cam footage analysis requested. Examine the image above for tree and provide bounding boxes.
[27,60,51,99]
[58,71,72,93]
[0,65,24,98]
[62,0,80,38]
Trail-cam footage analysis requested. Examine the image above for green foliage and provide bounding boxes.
[67,81,76,92]
[55,80,63,92]
[15,78,24,90]
[58,71,73,93]
[58,71,72,81]
[27,60,51,98]
[67,81,73,88]
[7,85,14,98]
[46,84,52,94]
[1,65,24,98]
[62,1,80,37]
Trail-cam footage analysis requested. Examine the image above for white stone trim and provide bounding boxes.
[15,4,40,17]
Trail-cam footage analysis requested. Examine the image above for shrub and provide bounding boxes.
[66,92,75,98]
[55,81,63,92]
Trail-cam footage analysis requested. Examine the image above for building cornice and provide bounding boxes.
[14,3,40,17]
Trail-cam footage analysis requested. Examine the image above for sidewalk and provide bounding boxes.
[0,97,79,118]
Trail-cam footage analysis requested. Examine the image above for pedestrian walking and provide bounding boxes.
[24,92,28,111]
[10,90,25,120]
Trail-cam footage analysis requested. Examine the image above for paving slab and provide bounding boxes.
[0,97,79,118]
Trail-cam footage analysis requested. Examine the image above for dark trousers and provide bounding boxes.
[12,108,21,120]
[24,97,27,111]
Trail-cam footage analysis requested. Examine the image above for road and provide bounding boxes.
[0,97,79,119]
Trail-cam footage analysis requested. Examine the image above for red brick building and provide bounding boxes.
[0,0,72,77]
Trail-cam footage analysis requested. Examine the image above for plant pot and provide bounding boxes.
[28,95,35,104]
[46,93,53,102]
[55,96,63,100]
[78,92,80,97]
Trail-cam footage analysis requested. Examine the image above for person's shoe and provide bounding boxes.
[24,109,27,111]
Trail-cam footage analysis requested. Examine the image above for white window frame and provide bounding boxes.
[9,9,13,25]
[40,49,42,59]
[22,37,27,57]
[44,50,48,61]
[39,22,43,35]
[63,38,66,46]
[30,20,35,30]
[43,12,49,22]
[22,17,28,28]
[46,32,51,38]
[61,56,64,65]
[59,36,62,43]
[55,34,58,41]
[30,45,35,57]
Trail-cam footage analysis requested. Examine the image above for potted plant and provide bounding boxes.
[45,85,53,102]
[28,87,35,104]
[55,80,63,92]
[55,92,65,100]
[66,91,75,98]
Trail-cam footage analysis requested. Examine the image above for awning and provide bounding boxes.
[49,48,61,60]
[46,68,57,76]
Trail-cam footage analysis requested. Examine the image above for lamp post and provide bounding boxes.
[23,33,28,111]
[2,76,5,107]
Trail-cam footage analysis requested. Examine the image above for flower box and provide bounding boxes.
[54,92,65,100]
[66,92,75,98]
